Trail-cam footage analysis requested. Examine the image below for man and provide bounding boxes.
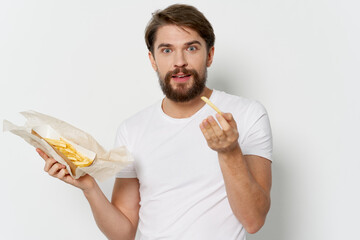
[37,4,272,240]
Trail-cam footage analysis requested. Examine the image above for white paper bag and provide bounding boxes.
[3,110,133,181]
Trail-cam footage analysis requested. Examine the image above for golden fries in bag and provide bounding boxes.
[4,110,134,181]
[44,138,93,168]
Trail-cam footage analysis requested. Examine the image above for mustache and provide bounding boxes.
[165,67,196,83]
[172,67,191,75]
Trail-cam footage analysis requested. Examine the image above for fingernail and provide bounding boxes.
[203,121,209,127]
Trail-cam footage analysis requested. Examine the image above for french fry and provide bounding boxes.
[44,137,93,167]
[43,138,66,148]
[201,96,222,114]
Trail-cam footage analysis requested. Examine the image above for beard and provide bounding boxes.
[158,67,207,102]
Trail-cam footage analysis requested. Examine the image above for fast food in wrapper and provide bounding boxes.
[3,110,134,181]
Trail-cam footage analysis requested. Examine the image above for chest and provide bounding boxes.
[131,120,222,191]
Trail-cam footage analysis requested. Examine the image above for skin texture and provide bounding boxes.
[37,23,272,237]
[199,114,272,233]
[37,148,139,240]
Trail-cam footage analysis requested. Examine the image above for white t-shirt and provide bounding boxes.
[114,90,272,240]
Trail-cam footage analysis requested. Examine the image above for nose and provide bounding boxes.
[174,51,188,68]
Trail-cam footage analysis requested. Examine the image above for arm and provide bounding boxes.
[199,114,272,234]
[84,178,140,240]
[37,149,140,240]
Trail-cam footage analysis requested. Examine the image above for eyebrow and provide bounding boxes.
[157,40,202,49]
[185,40,202,46]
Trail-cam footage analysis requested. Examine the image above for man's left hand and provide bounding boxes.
[200,113,240,153]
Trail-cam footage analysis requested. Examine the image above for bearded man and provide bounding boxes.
[38,4,273,240]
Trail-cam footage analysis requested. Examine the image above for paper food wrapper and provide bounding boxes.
[3,110,133,181]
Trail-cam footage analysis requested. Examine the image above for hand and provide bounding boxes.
[200,113,240,153]
[36,148,96,192]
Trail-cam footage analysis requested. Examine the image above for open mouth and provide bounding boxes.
[172,74,191,78]
[172,74,192,83]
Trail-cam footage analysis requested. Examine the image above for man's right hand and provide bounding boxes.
[36,148,139,239]
[36,148,96,192]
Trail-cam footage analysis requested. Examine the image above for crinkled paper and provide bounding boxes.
[3,110,133,181]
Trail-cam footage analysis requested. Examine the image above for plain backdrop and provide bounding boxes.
[1,0,359,239]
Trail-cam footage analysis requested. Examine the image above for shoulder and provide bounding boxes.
[115,100,161,144]
[214,90,267,117]
[214,91,273,160]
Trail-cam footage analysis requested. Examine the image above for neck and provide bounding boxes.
[162,87,213,118]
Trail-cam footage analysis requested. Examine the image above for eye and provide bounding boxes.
[187,46,197,51]
[162,48,172,53]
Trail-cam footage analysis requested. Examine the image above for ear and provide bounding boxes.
[206,46,215,67]
[148,51,158,71]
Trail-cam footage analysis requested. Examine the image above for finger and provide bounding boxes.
[36,148,50,161]
[207,116,226,141]
[202,119,219,142]
[217,113,238,133]
[216,113,232,132]
[36,148,43,155]
[200,120,218,142]
[200,122,211,141]
[62,174,76,185]
[44,158,57,172]
[56,168,68,179]
[55,168,75,185]
[220,113,237,129]
[48,163,66,176]
[55,166,74,183]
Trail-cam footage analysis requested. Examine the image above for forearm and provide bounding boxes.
[218,146,270,233]
[200,113,271,232]
[83,184,136,240]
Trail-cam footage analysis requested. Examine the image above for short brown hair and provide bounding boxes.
[145,4,215,54]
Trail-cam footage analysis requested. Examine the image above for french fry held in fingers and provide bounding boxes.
[201,96,222,114]
[44,137,94,168]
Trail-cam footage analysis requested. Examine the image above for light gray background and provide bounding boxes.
[1,0,359,239]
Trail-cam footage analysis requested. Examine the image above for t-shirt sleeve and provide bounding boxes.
[240,101,273,161]
[114,122,137,178]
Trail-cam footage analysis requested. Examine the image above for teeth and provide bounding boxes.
[172,74,190,78]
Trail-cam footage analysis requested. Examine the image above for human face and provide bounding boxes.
[149,25,214,102]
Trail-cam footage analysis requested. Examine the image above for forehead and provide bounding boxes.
[154,24,205,46]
